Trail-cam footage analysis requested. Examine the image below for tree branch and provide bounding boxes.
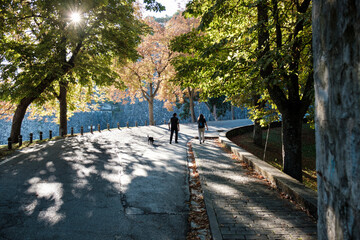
[299,71,314,115]
[128,66,150,101]
[296,0,311,13]
[153,79,162,96]
[267,84,288,113]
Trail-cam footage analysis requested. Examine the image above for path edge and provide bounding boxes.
[219,129,318,219]
[191,140,223,240]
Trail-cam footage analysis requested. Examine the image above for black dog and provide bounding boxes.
[147,135,154,145]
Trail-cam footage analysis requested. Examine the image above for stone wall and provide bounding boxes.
[313,0,360,239]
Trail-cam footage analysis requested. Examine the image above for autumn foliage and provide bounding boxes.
[109,13,199,125]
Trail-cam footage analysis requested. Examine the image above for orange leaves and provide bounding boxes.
[0,101,15,121]
[187,141,211,240]
[109,13,198,107]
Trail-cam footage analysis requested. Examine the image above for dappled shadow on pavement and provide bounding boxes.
[192,140,317,240]
[0,126,190,240]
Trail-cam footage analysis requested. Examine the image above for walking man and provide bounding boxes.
[168,113,180,144]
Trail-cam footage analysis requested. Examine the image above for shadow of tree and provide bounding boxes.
[0,126,192,240]
[192,140,317,239]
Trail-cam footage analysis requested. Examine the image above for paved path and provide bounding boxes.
[192,139,317,240]
[0,119,252,240]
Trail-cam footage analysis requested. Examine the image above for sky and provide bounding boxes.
[143,0,189,18]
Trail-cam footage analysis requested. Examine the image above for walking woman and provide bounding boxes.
[197,114,208,144]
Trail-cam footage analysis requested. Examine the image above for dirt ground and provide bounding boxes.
[228,125,317,191]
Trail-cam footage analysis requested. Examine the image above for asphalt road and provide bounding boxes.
[0,119,252,240]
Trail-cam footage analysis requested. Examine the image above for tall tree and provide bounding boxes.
[172,0,313,181]
[0,0,163,142]
[25,81,107,127]
[111,14,197,125]
[170,56,200,123]
[185,86,197,122]
[263,0,313,182]
[170,4,264,144]
[204,96,231,121]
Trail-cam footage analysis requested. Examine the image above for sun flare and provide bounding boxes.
[70,12,81,24]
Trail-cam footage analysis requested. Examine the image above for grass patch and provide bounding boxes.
[0,141,36,160]
[228,124,317,192]
[0,135,77,162]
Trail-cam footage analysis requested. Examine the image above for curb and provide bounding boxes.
[201,185,223,240]
[187,139,213,240]
[191,140,223,240]
[219,131,318,219]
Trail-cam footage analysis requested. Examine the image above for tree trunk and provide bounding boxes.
[189,97,195,123]
[10,75,57,143]
[281,111,303,182]
[213,105,217,121]
[8,37,81,143]
[10,97,35,143]
[253,119,263,146]
[148,98,154,125]
[188,88,196,123]
[314,1,359,238]
[59,82,68,136]
[252,95,263,146]
[231,105,235,120]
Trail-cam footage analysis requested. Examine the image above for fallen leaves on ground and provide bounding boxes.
[186,141,211,240]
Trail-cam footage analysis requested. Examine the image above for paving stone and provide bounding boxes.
[192,140,317,240]
[222,234,246,240]
[244,234,268,240]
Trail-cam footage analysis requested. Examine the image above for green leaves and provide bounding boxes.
[1,0,148,95]
[171,0,314,125]
[143,0,165,12]
[0,0,157,122]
